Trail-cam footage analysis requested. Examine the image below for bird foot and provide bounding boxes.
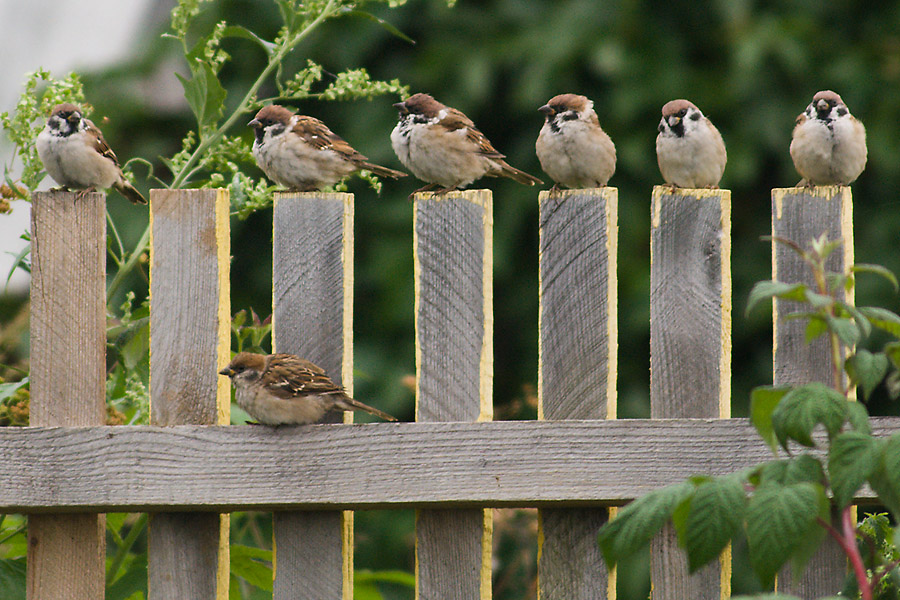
[408,183,439,201]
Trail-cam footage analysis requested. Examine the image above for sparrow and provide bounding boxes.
[790,90,867,186]
[535,93,616,190]
[248,104,406,191]
[655,99,727,188]
[219,352,397,425]
[36,103,146,204]
[391,93,543,194]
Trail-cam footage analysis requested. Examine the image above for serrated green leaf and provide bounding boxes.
[845,350,889,399]
[229,544,273,591]
[114,317,150,370]
[829,431,877,508]
[746,482,826,588]
[885,342,900,369]
[750,386,790,454]
[846,400,872,435]
[804,289,834,310]
[771,383,848,449]
[745,281,807,317]
[886,371,900,400]
[859,307,900,338]
[681,475,747,572]
[869,434,900,522]
[852,264,899,292]
[222,25,276,55]
[598,482,694,567]
[805,316,828,343]
[783,455,825,485]
[343,10,415,44]
[0,377,28,403]
[836,301,872,339]
[176,61,227,130]
[826,316,861,347]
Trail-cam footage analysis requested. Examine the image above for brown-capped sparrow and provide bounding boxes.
[535,94,616,190]
[36,103,146,204]
[219,352,397,425]
[790,90,867,186]
[656,99,727,188]
[391,93,543,194]
[249,104,407,191]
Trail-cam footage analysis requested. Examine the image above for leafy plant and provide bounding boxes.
[598,235,900,600]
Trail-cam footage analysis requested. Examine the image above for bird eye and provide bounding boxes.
[677,109,687,117]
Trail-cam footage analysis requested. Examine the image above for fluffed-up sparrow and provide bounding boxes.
[249,104,407,191]
[790,90,867,186]
[219,352,397,425]
[391,93,542,194]
[535,93,616,190]
[36,103,146,204]
[656,99,727,188]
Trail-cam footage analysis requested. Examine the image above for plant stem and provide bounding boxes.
[106,0,338,305]
[842,507,873,600]
[105,513,148,586]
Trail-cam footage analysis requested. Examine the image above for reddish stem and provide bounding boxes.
[842,507,873,600]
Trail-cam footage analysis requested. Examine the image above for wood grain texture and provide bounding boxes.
[414,190,493,600]
[650,187,731,600]
[772,186,853,598]
[28,191,107,600]
[6,419,897,511]
[537,188,617,600]
[272,192,354,600]
[148,188,230,600]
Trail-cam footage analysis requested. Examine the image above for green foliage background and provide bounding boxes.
[3,0,900,598]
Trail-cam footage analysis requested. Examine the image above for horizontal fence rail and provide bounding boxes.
[2,418,898,512]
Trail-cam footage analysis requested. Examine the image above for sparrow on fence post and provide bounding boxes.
[655,99,727,189]
[219,352,397,425]
[36,103,146,204]
[249,104,407,191]
[391,93,543,196]
[535,93,616,190]
[790,90,867,186]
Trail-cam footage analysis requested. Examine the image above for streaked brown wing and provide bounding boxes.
[261,353,342,399]
[437,108,505,159]
[84,119,120,166]
[293,116,368,162]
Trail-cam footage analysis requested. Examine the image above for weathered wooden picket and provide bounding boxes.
[3,183,899,600]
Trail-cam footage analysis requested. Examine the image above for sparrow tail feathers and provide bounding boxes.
[338,396,398,422]
[496,161,543,186]
[360,162,408,180]
[114,178,147,205]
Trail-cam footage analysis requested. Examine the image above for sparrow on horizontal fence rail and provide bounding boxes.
[535,93,616,190]
[249,104,407,192]
[219,352,397,425]
[655,99,727,189]
[790,90,867,186]
[36,103,146,204]
[390,93,543,196]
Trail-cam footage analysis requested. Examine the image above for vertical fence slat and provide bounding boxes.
[537,188,617,600]
[772,186,852,597]
[649,186,731,600]
[271,192,354,600]
[148,188,231,600]
[414,190,493,600]
[27,191,106,600]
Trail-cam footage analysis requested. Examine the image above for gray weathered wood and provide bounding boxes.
[27,191,107,600]
[272,192,354,599]
[7,419,896,511]
[414,190,493,600]
[1,419,895,510]
[537,188,617,600]
[650,186,731,600]
[149,188,230,600]
[772,186,853,598]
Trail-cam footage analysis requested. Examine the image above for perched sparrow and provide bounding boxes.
[656,99,727,188]
[248,105,406,191]
[391,93,542,194]
[790,90,867,186]
[36,103,146,204]
[535,93,616,190]
[219,352,397,425]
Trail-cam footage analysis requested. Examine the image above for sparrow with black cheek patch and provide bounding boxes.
[656,99,727,189]
[391,93,542,195]
[36,103,146,204]
[249,105,407,191]
[219,352,397,425]
[535,93,616,190]
[790,90,867,186]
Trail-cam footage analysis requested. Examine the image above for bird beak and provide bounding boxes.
[219,367,234,377]
[248,118,261,128]
[816,99,830,112]
[392,101,408,115]
[66,114,80,124]
[538,104,554,116]
[669,116,682,126]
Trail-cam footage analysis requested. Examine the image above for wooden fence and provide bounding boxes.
[3,184,899,599]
